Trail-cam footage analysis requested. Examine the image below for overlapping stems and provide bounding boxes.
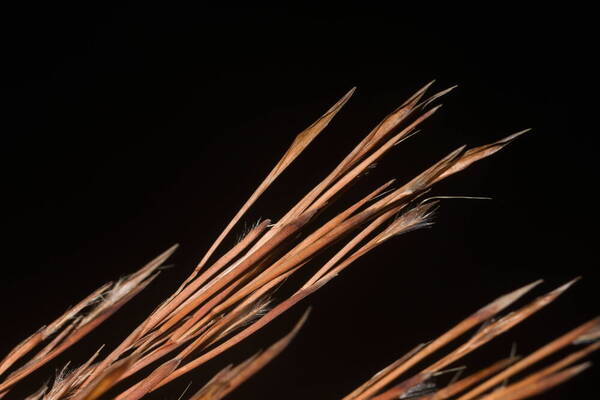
[2,82,592,400]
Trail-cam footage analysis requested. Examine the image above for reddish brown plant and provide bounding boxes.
[1,83,596,400]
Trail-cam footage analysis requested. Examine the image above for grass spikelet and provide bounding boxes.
[0,83,596,400]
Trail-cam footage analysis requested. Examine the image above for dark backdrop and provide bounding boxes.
[1,5,597,399]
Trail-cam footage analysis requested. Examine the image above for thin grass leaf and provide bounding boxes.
[193,88,355,276]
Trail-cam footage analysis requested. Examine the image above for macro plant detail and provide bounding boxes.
[0,82,597,400]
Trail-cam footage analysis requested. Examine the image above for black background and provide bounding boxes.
[1,4,598,400]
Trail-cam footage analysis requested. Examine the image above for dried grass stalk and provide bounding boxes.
[0,83,596,400]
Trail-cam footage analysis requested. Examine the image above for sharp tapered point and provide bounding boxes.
[488,279,544,311]
[436,85,458,97]
[341,87,357,101]
[429,103,443,113]
[440,84,458,94]
[415,80,436,96]
[446,145,468,161]
[401,81,438,108]
[334,87,356,105]
[394,128,421,146]
[151,244,179,262]
[550,276,581,295]
[568,361,593,374]
[421,80,436,92]
[295,308,312,329]
[573,318,600,344]
[419,85,457,109]
[420,196,493,205]
[317,87,357,120]
[500,128,532,144]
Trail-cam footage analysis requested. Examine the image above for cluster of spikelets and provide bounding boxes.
[1,83,598,400]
